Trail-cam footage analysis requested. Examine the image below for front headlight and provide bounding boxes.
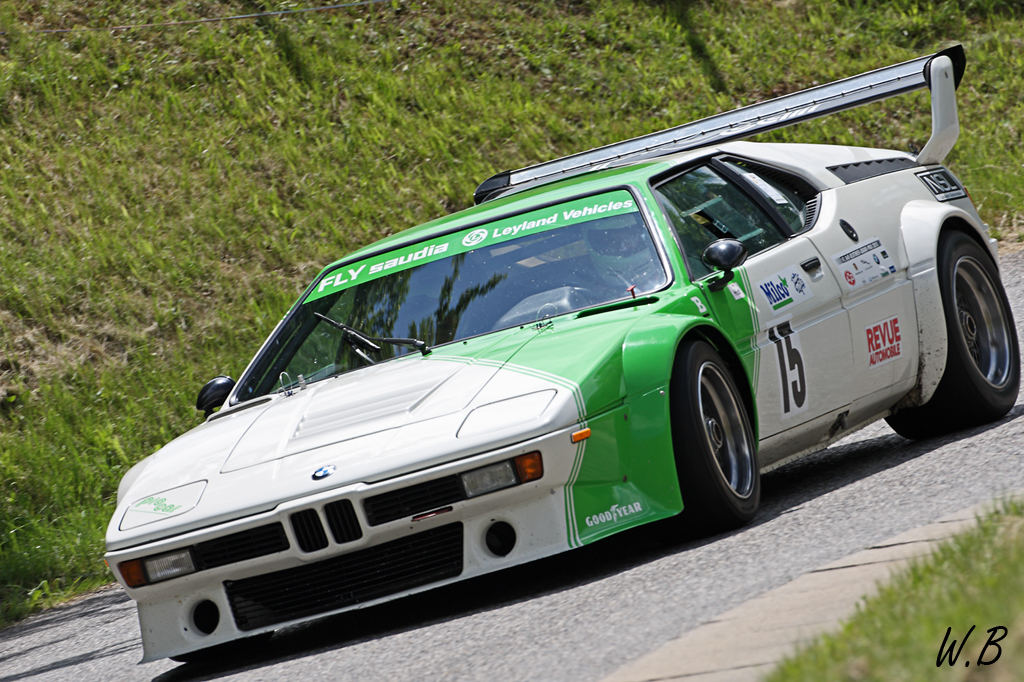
[460,452,544,499]
[461,461,518,498]
[119,548,196,588]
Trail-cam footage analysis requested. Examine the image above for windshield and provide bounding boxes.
[234,190,668,402]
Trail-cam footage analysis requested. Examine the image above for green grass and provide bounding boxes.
[767,499,1024,682]
[0,0,1022,624]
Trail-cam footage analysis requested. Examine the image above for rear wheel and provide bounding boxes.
[886,230,1019,439]
[670,340,759,535]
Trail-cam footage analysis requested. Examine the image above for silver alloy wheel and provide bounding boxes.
[697,361,755,499]
[953,256,1013,387]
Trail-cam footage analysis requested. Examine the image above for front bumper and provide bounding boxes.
[105,425,582,662]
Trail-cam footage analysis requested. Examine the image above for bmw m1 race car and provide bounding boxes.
[106,45,1019,662]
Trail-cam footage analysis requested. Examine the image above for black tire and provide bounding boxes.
[670,340,759,535]
[886,230,1020,439]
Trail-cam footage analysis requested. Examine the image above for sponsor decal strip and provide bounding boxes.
[831,238,896,292]
[304,190,639,305]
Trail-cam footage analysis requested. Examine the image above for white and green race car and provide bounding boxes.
[105,45,1018,662]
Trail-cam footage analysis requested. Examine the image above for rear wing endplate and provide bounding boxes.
[474,45,965,204]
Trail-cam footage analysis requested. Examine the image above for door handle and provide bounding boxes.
[800,257,821,272]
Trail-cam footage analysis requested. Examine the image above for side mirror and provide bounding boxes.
[197,376,235,418]
[701,239,748,292]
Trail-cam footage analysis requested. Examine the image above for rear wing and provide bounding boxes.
[474,45,966,204]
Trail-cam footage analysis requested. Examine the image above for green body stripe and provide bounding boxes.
[564,437,587,547]
[738,268,761,395]
[428,353,587,548]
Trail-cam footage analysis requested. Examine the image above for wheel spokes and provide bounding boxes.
[954,256,1012,387]
[697,363,755,499]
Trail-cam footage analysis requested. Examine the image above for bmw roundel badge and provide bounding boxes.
[312,465,336,481]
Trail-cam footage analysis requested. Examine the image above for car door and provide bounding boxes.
[802,174,921,423]
[653,159,854,465]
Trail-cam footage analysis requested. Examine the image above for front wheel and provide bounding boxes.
[670,340,759,536]
[886,230,1020,439]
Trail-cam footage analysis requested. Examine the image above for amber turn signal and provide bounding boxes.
[513,451,543,482]
[571,428,591,443]
[119,559,147,588]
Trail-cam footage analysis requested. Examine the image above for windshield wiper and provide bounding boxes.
[314,313,431,363]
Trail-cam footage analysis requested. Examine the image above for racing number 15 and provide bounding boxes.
[768,322,807,417]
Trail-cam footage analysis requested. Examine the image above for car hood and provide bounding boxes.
[107,312,641,550]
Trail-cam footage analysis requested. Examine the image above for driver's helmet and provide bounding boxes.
[584,215,657,286]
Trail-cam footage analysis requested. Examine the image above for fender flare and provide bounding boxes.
[897,200,992,408]
[620,313,757,438]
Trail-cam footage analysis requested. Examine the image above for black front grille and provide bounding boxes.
[363,475,466,526]
[324,499,362,544]
[225,522,464,631]
[194,523,289,570]
[290,509,329,553]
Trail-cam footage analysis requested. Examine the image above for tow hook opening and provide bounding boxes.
[192,600,220,635]
[485,522,516,557]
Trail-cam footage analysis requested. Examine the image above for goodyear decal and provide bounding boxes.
[584,501,643,528]
[304,190,639,305]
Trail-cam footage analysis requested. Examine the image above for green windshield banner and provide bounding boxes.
[304,190,639,305]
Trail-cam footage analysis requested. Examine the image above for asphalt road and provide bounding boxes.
[3,250,1024,682]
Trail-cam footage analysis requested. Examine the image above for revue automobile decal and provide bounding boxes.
[866,316,902,368]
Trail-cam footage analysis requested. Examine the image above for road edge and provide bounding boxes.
[598,493,1020,682]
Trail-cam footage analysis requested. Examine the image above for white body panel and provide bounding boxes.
[108,355,581,552]
[108,425,583,662]
[738,238,852,445]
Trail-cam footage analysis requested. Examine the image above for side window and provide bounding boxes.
[654,166,787,280]
[723,158,823,234]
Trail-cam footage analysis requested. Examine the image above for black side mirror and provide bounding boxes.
[701,239,748,292]
[197,376,236,418]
